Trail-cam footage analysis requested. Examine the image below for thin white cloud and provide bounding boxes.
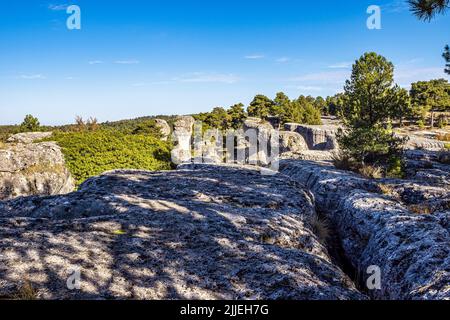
[395,67,447,84]
[382,0,409,13]
[328,62,353,69]
[17,74,46,80]
[276,57,291,63]
[173,72,239,84]
[245,55,265,60]
[290,70,350,84]
[48,4,69,11]
[88,60,104,65]
[295,85,325,91]
[114,60,140,65]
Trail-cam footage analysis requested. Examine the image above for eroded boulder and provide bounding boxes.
[154,119,171,141]
[171,116,195,164]
[0,141,75,200]
[284,124,340,151]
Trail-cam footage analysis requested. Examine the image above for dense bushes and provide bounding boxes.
[47,130,174,186]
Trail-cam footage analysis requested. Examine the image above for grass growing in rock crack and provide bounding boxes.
[309,214,331,244]
[14,280,38,300]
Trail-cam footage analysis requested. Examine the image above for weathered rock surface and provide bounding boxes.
[0,142,75,200]
[171,116,195,164]
[403,135,447,151]
[154,119,171,141]
[280,160,450,300]
[284,124,340,151]
[7,132,53,144]
[0,164,364,300]
[279,131,308,154]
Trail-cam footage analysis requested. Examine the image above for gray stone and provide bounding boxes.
[279,131,308,154]
[284,124,340,151]
[0,142,75,200]
[7,132,53,144]
[171,116,195,164]
[280,160,450,300]
[154,119,171,141]
[0,164,365,300]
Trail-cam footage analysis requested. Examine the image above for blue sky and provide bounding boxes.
[0,0,449,125]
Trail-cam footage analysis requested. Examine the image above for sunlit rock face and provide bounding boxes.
[0,164,365,300]
[171,116,195,164]
[0,136,75,200]
[284,123,340,151]
[280,159,450,300]
[154,119,171,141]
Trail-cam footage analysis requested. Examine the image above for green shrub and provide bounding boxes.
[337,125,405,166]
[20,115,41,132]
[386,157,406,179]
[47,130,174,186]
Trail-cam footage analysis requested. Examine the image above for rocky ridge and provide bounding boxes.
[0,164,364,300]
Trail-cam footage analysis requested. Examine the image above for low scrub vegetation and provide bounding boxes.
[46,130,174,186]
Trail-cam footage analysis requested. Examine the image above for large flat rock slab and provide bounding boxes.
[0,165,364,300]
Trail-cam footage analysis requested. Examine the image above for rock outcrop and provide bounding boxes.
[7,132,53,144]
[0,164,365,300]
[280,160,450,300]
[284,124,340,151]
[171,116,195,164]
[0,140,75,201]
[154,119,171,141]
[404,135,447,151]
[279,131,308,154]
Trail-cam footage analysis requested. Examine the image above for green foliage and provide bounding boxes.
[408,0,449,21]
[343,52,403,126]
[337,125,405,165]
[131,119,163,137]
[227,103,247,129]
[444,45,450,75]
[410,79,450,121]
[338,53,407,168]
[247,95,274,119]
[20,115,40,132]
[48,130,173,186]
[326,93,347,117]
[386,157,406,179]
[101,115,178,134]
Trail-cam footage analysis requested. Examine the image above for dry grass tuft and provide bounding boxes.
[409,204,433,215]
[358,165,383,179]
[378,183,395,196]
[436,133,450,142]
[331,151,355,171]
[14,280,38,300]
[309,214,331,244]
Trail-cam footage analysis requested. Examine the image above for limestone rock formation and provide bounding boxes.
[243,118,277,166]
[279,131,308,154]
[7,132,53,144]
[0,141,75,200]
[0,164,365,300]
[280,160,450,300]
[404,135,447,151]
[171,116,195,164]
[154,119,171,141]
[284,123,340,151]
